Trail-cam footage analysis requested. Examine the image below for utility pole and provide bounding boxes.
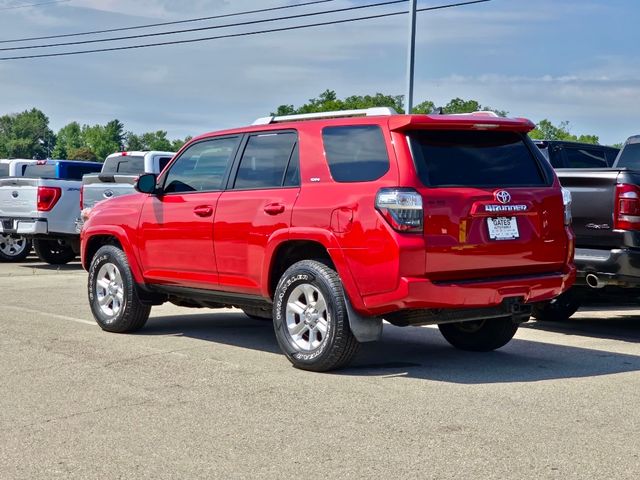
[405,0,418,114]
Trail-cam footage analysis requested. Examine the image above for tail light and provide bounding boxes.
[375,188,423,233]
[561,187,572,226]
[79,185,84,210]
[614,183,640,230]
[37,186,61,212]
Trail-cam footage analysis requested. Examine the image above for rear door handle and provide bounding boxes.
[193,205,213,217]
[264,203,285,215]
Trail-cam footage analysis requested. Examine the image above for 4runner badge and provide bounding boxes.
[486,191,527,213]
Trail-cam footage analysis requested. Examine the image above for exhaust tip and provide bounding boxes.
[586,273,606,289]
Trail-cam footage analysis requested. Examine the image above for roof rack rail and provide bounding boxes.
[449,110,501,117]
[252,107,398,125]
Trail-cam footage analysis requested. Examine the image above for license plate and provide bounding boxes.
[487,217,519,240]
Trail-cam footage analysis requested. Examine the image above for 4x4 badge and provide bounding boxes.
[495,190,511,204]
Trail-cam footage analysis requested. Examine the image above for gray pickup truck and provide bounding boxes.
[78,151,174,231]
[533,136,640,320]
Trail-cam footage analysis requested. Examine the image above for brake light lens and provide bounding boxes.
[561,187,572,226]
[79,184,84,210]
[375,188,423,233]
[614,183,640,230]
[37,186,61,212]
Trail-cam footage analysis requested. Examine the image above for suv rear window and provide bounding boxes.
[0,164,8,177]
[408,130,545,187]
[102,155,145,174]
[322,125,390,182]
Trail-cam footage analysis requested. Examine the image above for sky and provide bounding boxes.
[0,0,638,146]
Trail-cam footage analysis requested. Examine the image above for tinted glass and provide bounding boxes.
[615,143,640,169]
[409,130,545,187]
[323,126,390,182]
[65,164,100,180]
[158,157,172,172]
[102,155,145,174]
[605,149,619,167]
[164,137,239,193]
[23,164,57,178]
[564,147,607,168]
[284,144,300,187]
[0,164,9,177]
[234,132,297,189]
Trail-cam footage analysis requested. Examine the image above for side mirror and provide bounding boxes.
[135,173,159,194]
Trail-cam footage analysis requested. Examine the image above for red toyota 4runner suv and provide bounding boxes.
[81,108,575,371]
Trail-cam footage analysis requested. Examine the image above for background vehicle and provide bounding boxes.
[535,135,640,321]
[80,151,174,216]
[0,159,38,261]
[82,108,575,371]
[0,160,101,264]
[534,140,619,168]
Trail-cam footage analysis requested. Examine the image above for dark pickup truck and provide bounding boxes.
[533,137,639,320]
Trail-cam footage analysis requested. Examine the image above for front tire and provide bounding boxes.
[0,234,31,262]
[33,238,76,265]
[88,245,151,333]
[438,317,518,352]
[273,260,359,372]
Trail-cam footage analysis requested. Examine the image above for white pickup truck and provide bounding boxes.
[0,160,102,264]
[0,159,38,261]
[80,151,174,215]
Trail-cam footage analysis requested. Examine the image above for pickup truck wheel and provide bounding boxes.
[532,290,581,322]
[438,317,518,352]
[0,234,31,262]
[273,260,360,372]
[88,245,151,333]
[33,238,76,265]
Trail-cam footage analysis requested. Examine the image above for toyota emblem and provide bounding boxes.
[495,190,511,204]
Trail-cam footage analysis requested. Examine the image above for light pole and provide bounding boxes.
[405,0,418,114]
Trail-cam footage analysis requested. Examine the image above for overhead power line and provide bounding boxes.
[0,0,68,11]
[0,0,339,44]
[0,0,407,52]
[0,0,490,61]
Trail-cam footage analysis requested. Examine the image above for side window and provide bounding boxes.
[322,125,390,182]
[283,143,300,187]
[164,137,239,193]
[233,132,297,189]
[158,157,172,172]
[564,147,607,168]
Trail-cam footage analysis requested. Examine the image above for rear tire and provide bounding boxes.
[88,245,151,333]
[532,289,581,322]
[438,317,518,352]
[273,259,359,372]
[33,238,76,265]
[0,234,31,262]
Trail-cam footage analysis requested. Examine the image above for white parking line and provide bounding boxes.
[3,305,96,326]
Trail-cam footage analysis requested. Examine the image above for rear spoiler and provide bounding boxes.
[388,114,535,132]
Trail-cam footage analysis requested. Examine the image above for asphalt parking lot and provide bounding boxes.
[1,259,639,479]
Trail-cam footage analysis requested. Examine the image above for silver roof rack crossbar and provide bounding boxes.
[449,110,500,117]
[252,107,398,125]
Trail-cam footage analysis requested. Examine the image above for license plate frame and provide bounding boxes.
[487,216,519,241]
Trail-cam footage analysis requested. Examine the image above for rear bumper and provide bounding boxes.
[359,266,576,316]
[574,247,640,287]
[0,218,48,235]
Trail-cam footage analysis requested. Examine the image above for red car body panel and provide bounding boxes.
[81,113,575,318]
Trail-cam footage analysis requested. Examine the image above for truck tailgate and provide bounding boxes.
[82,174,138,209]
[0,178,38,217]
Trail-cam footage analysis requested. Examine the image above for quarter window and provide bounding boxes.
[322,125,390,182]
[564,147,607,168]
[233,132,297,189]
[163,137,239,193]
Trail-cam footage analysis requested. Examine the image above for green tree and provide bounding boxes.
[273,89,404,115]
[171,136,191,152]
[140,130,172,151]
[51,121,83,159]
[529,119,599,144]
[68,146,98,161]
[82,119,125,161]
[0,108,54,159]
[443,97,508,117]
[412,100,436,114]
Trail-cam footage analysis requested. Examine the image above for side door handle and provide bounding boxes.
[193,205,213,217]
[264,203,285,215]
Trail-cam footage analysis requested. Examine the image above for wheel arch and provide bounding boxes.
[82,227,144,283]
